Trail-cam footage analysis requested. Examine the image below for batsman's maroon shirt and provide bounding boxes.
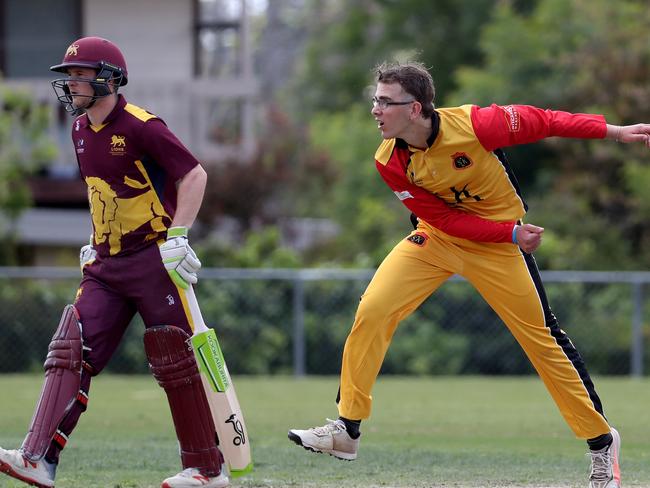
[73,94,199,257]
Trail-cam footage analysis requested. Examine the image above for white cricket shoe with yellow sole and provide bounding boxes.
[288,418,360,460]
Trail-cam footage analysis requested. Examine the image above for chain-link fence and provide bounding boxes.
[0,267,647,376]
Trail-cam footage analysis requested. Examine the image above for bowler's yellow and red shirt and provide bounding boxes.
[375,104,606,242]
[72,95,200,257]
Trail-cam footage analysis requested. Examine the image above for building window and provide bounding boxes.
[0,0,81,78]
[194,0,244,78]
[206,99,242,145]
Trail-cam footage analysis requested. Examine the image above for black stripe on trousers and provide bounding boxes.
[335,252,607,420]
[522,251,606,418]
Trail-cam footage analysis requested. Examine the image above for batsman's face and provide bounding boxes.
[371,82,416,140]
[65,67,97,109]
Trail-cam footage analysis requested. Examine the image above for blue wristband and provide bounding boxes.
[512,225,518,244]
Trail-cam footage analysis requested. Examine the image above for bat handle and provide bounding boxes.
[185,284,209,334]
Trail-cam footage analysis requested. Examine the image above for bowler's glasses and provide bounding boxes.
[372,97,415,109]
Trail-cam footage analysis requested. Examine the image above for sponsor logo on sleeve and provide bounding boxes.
[394,190,414,200]
[501,105,520,132]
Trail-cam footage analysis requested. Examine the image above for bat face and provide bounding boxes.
[190,327,253,477]
[191,329,230,392]
[184,286,252,477]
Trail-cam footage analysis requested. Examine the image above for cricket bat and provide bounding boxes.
[185,284,253,478]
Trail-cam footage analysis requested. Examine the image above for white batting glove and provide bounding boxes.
[160,226,201,289]
[79,236,97,271]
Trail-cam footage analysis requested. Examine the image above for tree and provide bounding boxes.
[294,0,508,115]
[450,0,650,269]
[0,85,57,264]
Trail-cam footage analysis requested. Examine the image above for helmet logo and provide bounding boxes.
[66,44,80,56]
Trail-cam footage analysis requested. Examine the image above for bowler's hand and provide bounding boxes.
[612,123,650,148]
[160,226,201,289]
[515,224,544,254]
[79,236,97,272]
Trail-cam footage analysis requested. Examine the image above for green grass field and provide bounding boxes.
[0,374,648,487]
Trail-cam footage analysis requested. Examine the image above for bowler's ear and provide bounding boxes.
[410,101,423,120]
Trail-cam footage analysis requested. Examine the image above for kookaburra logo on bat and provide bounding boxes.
[226,413,246,446]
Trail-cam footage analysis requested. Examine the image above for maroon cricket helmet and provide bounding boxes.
[50,36,128,86]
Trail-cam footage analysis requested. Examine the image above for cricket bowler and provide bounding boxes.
[289,61,650,488]
[0,37,229,488]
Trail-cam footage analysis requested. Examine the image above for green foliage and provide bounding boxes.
[308,103,406,265]
[195,279,294,375]
[449,0,650,270]
[197,227,301,268]
[0,85,57,264]
[0,279,78,372]
[0,277,642,376]
[198,104,337,237]
[295,0,502,115]
[276,0,649,270]
[0,87,56,217]
[384,320,470,375]
[545,283,635,374]
[624,161,650,215]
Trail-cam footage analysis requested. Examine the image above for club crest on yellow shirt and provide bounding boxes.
[451,152,473,170]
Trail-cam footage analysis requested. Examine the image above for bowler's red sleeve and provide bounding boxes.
[376,160,514,242]
[471,104,607,152]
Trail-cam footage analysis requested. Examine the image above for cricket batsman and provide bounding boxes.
[289,61,650,488]
[0,37,229,488]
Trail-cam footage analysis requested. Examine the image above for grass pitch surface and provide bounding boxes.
[0,374,648,487]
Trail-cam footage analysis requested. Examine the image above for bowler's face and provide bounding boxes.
[371,82,414,140]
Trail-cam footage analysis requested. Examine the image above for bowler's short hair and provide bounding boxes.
[374,61,435,118]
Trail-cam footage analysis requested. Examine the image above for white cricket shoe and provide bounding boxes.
[588,428,621,488]
[161,468,229,488]
[288,418,360,460]
[0,447,56,488]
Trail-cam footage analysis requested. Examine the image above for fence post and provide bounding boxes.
[631,282,644,377]
[292,276,306,377]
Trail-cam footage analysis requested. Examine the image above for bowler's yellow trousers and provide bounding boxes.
[338,223,611,439]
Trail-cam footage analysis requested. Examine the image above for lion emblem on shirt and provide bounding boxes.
[111,135,126,147]
[85,162,168,255]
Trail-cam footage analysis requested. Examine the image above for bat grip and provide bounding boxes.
[185,285,209,334]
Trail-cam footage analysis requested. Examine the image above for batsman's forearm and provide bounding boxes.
[172,164,207,228]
